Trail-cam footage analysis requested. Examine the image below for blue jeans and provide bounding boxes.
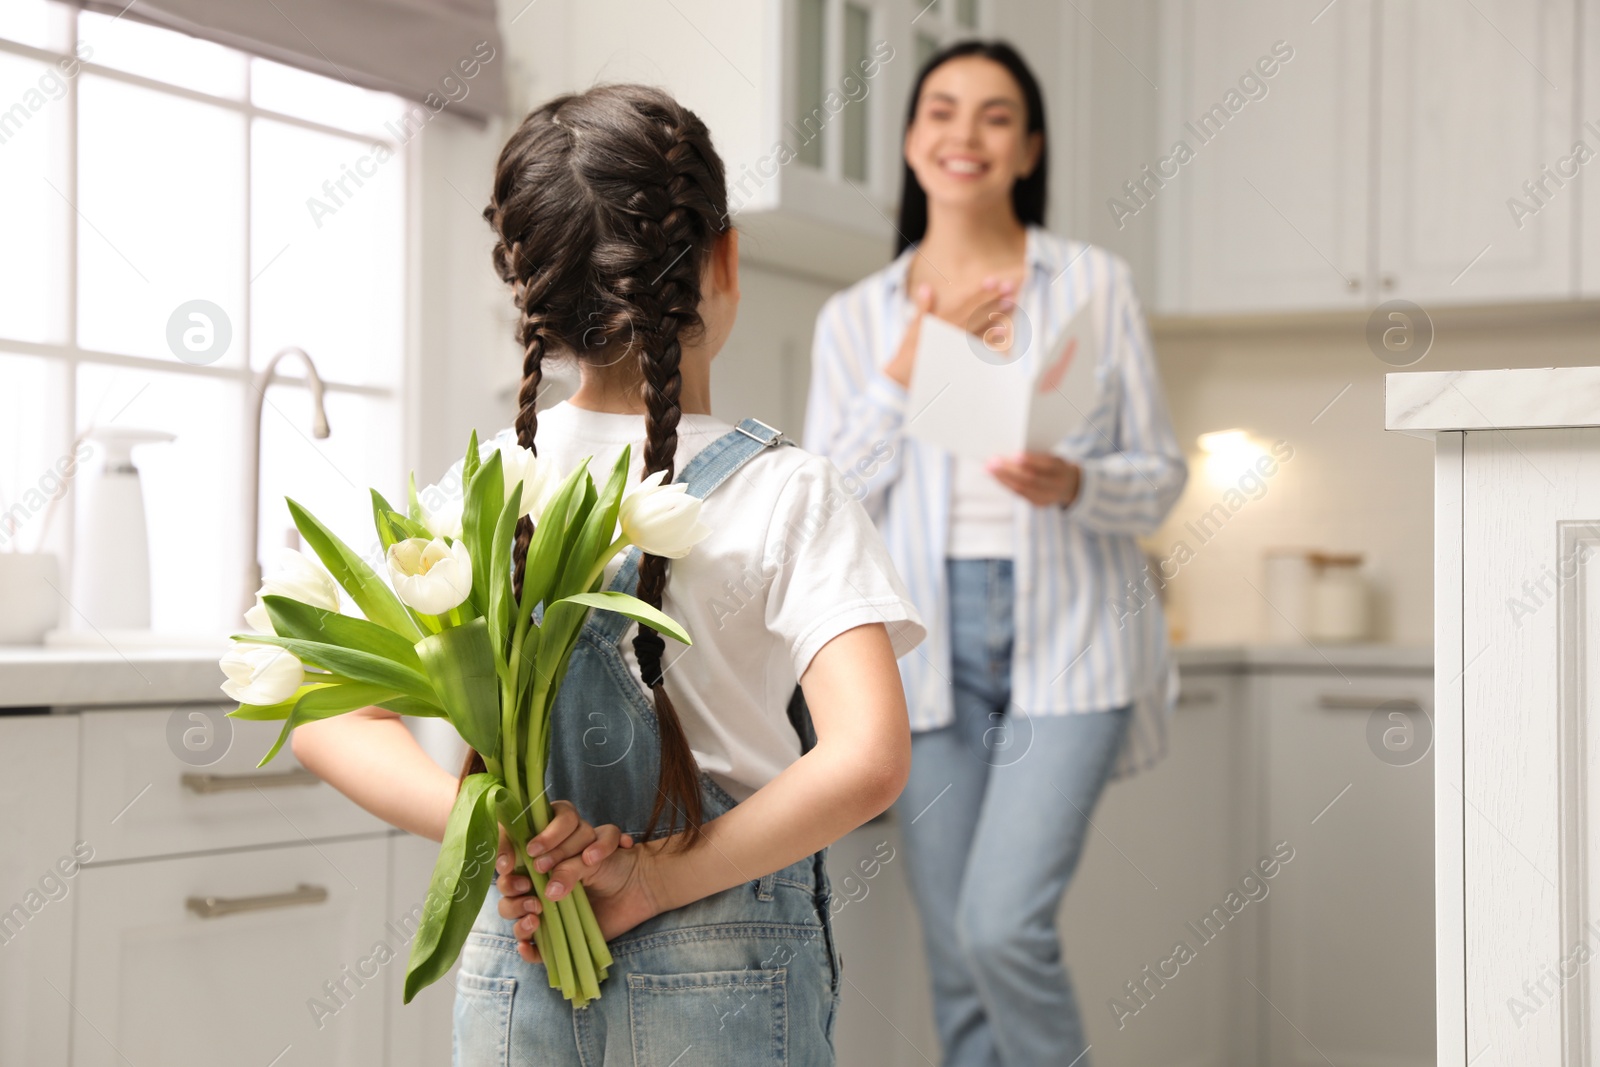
[452,421,841,1065]
[892,558,1131,1067]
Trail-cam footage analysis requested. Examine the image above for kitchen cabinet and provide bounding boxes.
[1158,0,1372,313]
[1388,365,1600,1067]
[1259,672,1435,1067]
[1060,668,1264,1067]
[78,707,386,864]
[0,716,78,1067]
[70,838,389,1067]
[1375,0,1577,303]
[1157,0,1579,313]
[1583,2,1600,297]
[386,832,458,1067]
[821,649,1433,1067]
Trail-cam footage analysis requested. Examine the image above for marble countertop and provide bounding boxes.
[0,640,1431,710]
[1386,366,1600,433]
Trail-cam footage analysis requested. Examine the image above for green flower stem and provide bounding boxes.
[558,892,601,1003]
[572,883,613,970]
[578,535,629,596]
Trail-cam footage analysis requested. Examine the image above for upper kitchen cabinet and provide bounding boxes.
[510,0,991,284]
[1156,0,1372,313]
[1155,0,1579,314]
[1375,0,1577,304]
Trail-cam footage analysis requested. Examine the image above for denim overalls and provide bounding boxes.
[454,418,843,1067]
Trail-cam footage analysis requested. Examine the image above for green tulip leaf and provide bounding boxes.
[461,430,481,488]
[551,590,693,646]
[487,487,522,659]
[256,682,403,767]
[415,618,501,760]
[463,450,504,617]
[518,461,592,616]
[260,594,425,673]
[287,498,422,641]
[234,633,438,705]
[405,774,503,1003]
[407,472,424,523]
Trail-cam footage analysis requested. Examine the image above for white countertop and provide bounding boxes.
[1386,366,1600,433]
[0,640,1430,710]
[1173,642,1432,672]
[0,645,229,709]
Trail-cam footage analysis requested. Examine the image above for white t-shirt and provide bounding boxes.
[432,401,927,803]
[947,454,1016,559]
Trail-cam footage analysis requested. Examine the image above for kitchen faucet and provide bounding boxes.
[242,346,330,616]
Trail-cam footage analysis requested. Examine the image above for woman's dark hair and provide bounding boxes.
[465,83,733,850]
[894,39,1048,255]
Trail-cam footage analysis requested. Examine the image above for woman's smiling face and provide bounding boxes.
[904,55,1042,209]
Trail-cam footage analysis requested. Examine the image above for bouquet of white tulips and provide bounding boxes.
[220,433,708,1008]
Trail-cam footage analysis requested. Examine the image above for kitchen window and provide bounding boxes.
[0,0,408,637]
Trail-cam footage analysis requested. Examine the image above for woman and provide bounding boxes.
[291,83,927,1065]
[802,41,1187,1066]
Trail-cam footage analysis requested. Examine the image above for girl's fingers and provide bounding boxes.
[527,800,580,861]
[582,824,629,866]
[531,823,598,874]
[495,883,541,920]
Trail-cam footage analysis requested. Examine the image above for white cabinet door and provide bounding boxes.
[1060,671,1260,1067]
[1260,670,1435,1067]
[827,818,938,1067]
[1164,0,1373,313]
[386,832,458,1067]
[1376,0,1577,303]
[0,715,78,1067]
[79,707,385,863]
[1582,6,1600,297]
[1459,427,1600,1063]
[70,837,389,1067]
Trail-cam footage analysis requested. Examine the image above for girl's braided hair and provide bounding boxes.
[465,83,732,850]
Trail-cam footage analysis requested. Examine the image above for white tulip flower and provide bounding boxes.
[220,642,305,705]
[494,442,560,520]
[386,537,474,615]
[619,470,712,559]
[422,496,464,540]
[245,547,342,634]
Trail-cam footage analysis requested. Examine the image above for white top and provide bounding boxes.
[446,401,927,803]
[1385,367,1600,433]
[946,455,1016,559]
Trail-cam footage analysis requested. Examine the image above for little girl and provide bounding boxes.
[290,83,925,1066]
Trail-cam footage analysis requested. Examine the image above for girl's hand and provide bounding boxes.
[493,801,662,964]
[987,451,1082,507]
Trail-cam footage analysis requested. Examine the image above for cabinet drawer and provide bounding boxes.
[71,837,390,1067]
[80,707,385,862]
[0,716,78,1067]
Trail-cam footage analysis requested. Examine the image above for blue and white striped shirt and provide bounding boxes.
[802,224,1187,778]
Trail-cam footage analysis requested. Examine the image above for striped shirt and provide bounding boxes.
[802,224,1188,778]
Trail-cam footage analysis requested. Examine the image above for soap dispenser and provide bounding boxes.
[71,427,175,630]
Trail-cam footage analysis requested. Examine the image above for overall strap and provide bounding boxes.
[587,418,790,644]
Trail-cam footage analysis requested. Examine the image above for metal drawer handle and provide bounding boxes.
[1177,689,1216,706]
[1318,695,1423,712]
[186,883,329,919]
[180,768,320,794]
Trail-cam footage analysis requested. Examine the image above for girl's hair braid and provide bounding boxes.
[467,85,732,851]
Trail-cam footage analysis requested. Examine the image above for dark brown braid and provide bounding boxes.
[462,85,732,851]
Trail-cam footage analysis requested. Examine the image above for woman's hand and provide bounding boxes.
[987,451,1083,508]
[882,273,1022,389]
[493,800,663,964]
